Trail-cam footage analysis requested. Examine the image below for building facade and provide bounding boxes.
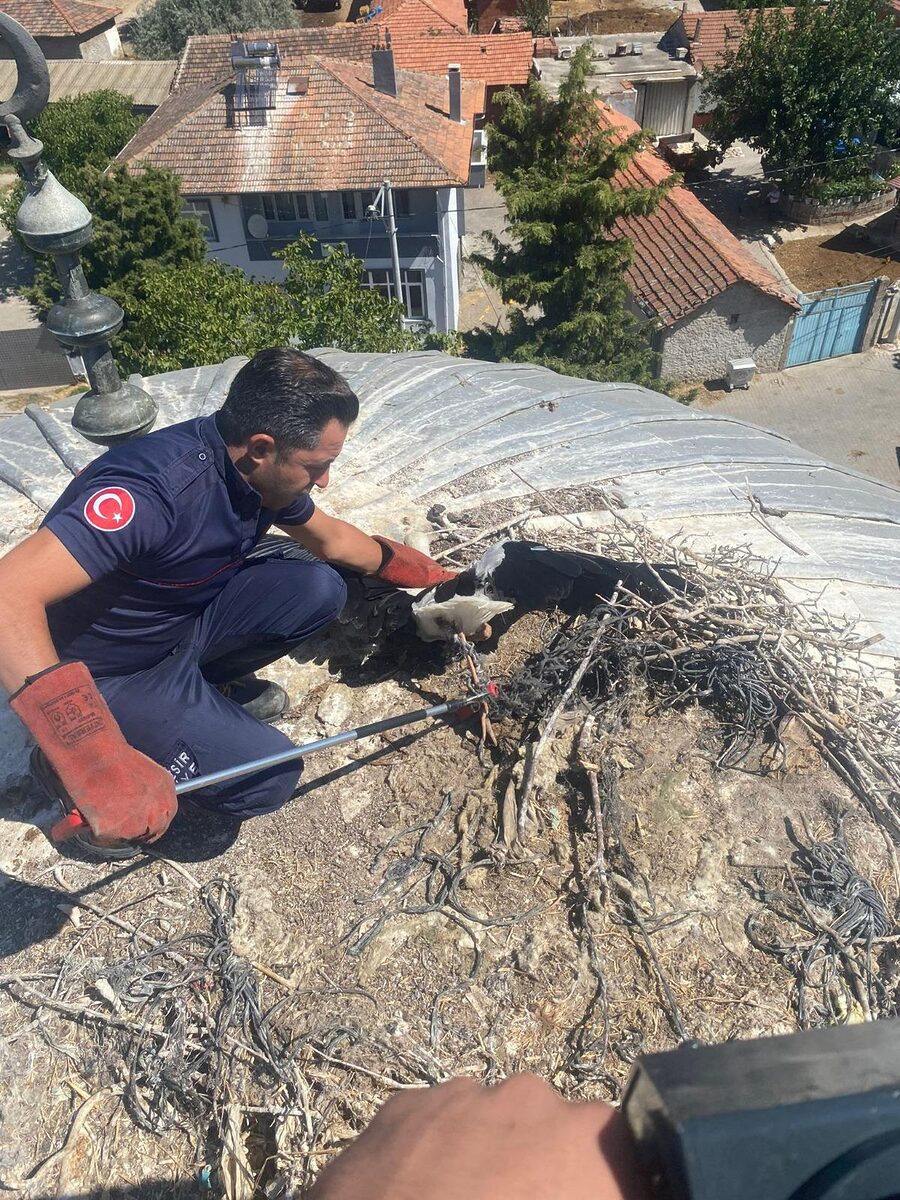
[117,34,486,332]
[190,185,465,332]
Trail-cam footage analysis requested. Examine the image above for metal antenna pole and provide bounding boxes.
[383,178,404,317]
[0,13,157,445]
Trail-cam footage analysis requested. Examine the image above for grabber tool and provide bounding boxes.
[51,683,500,842]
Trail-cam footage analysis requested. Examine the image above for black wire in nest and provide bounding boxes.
[745,818,895,1027]
[495,607,633,727]
[652,645,781,768]
[99,880,301,1136]
[497,609,780,771]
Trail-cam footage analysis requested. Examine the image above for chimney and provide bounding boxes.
[372,34,397,97]
[448,63,462,122]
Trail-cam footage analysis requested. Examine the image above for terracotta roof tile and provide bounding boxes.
[1,0,120,37]
[174,22,529,95]
[596,102,798,325]
[370,0,468,36]
[118,57,483,193]
[392,31,534,86]
[175,25,378,91]
[674,7,794,72]
[493,16,526,32]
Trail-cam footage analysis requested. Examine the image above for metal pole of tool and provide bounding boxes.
[174,688,496,797]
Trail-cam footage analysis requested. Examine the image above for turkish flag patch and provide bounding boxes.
[83,487,136,532]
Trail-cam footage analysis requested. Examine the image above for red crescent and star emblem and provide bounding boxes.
[83,487,136,532]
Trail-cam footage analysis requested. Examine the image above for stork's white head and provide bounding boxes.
[411,592,514,642]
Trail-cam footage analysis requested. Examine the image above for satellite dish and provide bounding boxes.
[247,213,269,239]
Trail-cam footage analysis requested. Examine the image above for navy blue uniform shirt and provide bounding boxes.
[43,413,315,676]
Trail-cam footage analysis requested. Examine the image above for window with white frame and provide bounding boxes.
[182,198,218,241]
[362,268,427,320]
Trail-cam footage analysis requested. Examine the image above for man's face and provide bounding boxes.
[235,419,348,510]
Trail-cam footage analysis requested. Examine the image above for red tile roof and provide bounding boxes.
[175,24,378,91]
[596,102,797,325]
[118,56,484,193]
[369,0,468,34]
[493,16,526,32]
[175,22,530,94]
[674,7,794,72]
[392,31,534,86]
[1,0,120,37]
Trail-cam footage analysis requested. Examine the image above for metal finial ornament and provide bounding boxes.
[0,13,158,445]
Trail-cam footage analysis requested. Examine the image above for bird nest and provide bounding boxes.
[1,516,898,1198]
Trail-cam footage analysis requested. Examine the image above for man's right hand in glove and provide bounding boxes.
[10,661,177,846]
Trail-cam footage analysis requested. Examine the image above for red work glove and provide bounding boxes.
[373,536,457,589]
[10,661,177,846]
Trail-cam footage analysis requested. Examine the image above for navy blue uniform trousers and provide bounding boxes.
[96,550,346,818]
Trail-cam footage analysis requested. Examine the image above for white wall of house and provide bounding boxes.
[79,23,122,60]
[205,196,257,274]
[436,187,463,332]
[659,281,794,382]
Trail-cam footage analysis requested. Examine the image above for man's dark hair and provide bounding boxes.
[217,348,360,451]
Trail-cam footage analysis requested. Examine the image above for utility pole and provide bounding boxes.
[383,179,404,318]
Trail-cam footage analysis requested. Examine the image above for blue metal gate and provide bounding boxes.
[785,279,879,367]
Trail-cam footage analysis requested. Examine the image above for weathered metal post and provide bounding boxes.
[0,13,157,444]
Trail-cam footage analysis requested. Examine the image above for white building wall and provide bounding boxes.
[660,281,794,382]
[205,196,258,274]
[79,24,123,60]
[436,187,463,332]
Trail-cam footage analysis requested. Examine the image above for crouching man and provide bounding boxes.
[0,348,454,854]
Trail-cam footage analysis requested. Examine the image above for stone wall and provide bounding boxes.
[779,189,896,226]
[659,280,794,382]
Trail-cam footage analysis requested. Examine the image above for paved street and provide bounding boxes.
[702,348,900,486]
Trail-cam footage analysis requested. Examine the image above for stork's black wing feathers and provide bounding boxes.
[471,540,688,612]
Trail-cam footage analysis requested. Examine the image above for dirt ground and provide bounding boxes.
[550,3,679,34]
[1,602,896,1196]
[774,228,900,292]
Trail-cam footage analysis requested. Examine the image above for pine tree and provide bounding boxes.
[470,45,674,385]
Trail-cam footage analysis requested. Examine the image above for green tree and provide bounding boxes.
[469,45,674,386]
[515,0,550,36]
[703,0,900,195]
[30,91,141,185]
[116,236,422,375]
[23,165,207,319]
[132,0,299,59]
[277,237,420,354]
[1,90,142,242]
